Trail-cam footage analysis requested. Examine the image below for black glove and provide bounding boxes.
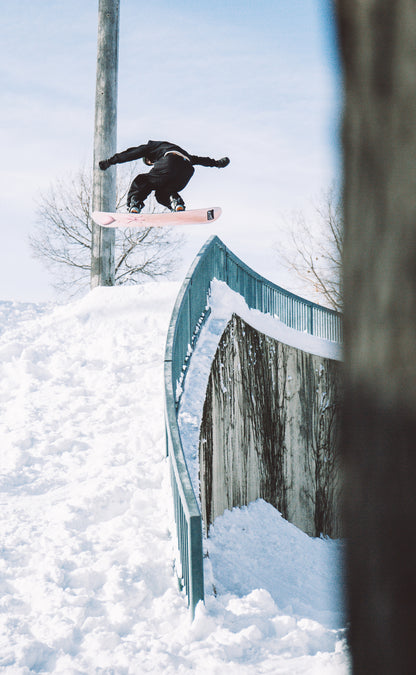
[99,159,112,170]
[216,157,230,168]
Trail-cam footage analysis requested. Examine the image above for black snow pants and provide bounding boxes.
[127,153,195,208]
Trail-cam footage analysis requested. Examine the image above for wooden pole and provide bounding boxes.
[91,0,120,288]
[336,0,416,671]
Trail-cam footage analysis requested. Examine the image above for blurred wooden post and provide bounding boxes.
[91,0,120,288]
[336,0,416,672]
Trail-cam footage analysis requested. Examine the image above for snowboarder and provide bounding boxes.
[99,140,230,213]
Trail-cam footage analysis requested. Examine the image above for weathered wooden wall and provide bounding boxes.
[199,314,342,538]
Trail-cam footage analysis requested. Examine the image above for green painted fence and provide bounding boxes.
[164,235,342,617]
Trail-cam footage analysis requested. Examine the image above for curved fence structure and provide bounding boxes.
[164,235,342,617]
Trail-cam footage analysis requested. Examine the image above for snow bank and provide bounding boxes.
[0,283,349,673]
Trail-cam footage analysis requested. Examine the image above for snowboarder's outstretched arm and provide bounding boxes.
[99,140,230,171]
[189,155,230,168]
[99,144,149,170]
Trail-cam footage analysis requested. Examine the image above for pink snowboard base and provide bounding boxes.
[92,207,222,228]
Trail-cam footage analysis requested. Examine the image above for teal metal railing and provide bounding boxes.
[164,235,342,617]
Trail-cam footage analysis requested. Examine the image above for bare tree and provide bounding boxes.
[279,187,343,311]
[30,163,184,297]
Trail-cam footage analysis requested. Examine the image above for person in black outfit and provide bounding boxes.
[99,140,230,213]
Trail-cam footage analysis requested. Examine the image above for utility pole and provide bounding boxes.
[91,0,120,288]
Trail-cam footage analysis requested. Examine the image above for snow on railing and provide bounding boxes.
[163,235,343,617]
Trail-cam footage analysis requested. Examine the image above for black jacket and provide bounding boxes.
[107,140,221,168]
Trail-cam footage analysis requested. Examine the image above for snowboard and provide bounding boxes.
[92,207,222,228]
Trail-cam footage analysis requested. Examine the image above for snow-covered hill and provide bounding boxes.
[0,284,349,673]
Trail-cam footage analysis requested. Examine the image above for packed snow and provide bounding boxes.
[0,282,350,673]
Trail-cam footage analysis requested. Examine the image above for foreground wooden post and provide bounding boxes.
[91,0,120,288]
[336,1,416,671]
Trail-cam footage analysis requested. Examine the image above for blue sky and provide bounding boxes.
[1,0,341,302]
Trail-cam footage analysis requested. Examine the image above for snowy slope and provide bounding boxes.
[0,284,350,673]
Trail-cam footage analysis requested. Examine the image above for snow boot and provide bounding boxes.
[170,196,185,212]
[128,199,144,214]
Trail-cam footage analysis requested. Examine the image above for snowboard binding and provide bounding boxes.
[128,199,144,214]
[170,196,185,212]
